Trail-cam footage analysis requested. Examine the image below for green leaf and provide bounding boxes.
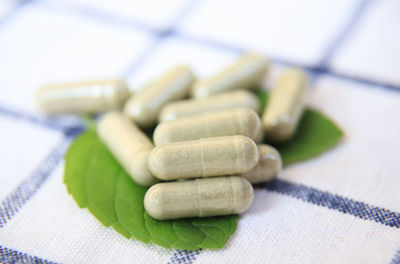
[64,130,237,250]
[276,109,343,166]
[257,90,344,166]
[64,91,343,250]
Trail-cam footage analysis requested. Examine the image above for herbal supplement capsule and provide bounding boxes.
[191,53,268,98]
[36,79,130,115]
[242,144,282,183]
[153,107,261,145]
[262,69,309,142]
[97,111,158,186]
[158,90,260,122]
[148,135,259,180]
[254,125,264,144]
[144,176,254,220]
[124,66,195,129]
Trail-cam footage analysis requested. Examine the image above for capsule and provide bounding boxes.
[97,111,158,186]
[254,125,264,144]
[262,69,309,142]
[36,79,130,115]
[144,176,254,220]
[242,144,282,183]
[191,53,268,98]
[148,135,258,180]
[124,66,195,128]
[159,90,260,122]
[153,107,261,145]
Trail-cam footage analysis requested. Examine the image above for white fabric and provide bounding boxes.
[0,165,173,263]
[330,0,400,86]
[43,0,188,30]
[177,0,362,66]
[0,4,155,114]
[0,0,16,20]
[197,192,400,264]
[0,116,62,201]
[288,75,400,212]
[1,0,400,263]
[127,36,238,92]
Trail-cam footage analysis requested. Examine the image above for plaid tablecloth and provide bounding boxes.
[1,0,400,263]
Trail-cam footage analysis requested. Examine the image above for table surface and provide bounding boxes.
[1,0,400,263]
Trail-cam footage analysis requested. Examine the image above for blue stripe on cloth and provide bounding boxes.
[167,249,202,264]
[37,0,400,91]
[0,245,58,264]
[265,179,400,228]
[38,0,160,34]
[173,33,400,91]
[390,247,400,264]
[319,0,371,66]
[2,1,398,263]
[123,39,164,78]
[0,104,85,136]
[322,70,400,94]
[168,0,199,28]
[39,0,198,37]
[0,138,72,228]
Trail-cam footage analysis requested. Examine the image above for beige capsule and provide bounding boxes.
[144,176,254,220]
[191,53,268,98]
[124,66,195,129]
[242,144,282,184]
[97,111,158,186]
[158,90,260,122]
[262,69,309,142]
[148,135,259,180]
[153,107,261,145]
[254,125,264,144]
[36,79,130,115]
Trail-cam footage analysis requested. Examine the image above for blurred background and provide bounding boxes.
[1,0,400,263]
[1,0,399,111]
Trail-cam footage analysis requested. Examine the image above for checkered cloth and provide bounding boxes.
[1,0,400,263]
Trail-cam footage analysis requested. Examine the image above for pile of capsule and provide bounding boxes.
[37,53,308,220]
